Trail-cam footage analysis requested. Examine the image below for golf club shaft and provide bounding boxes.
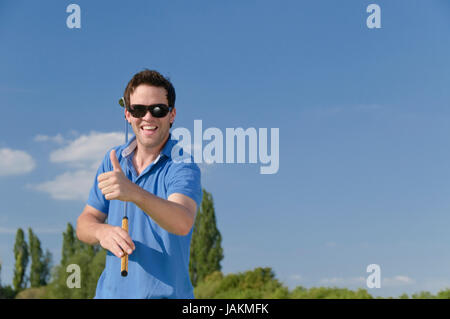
[124,118,129,218]
[121,118,129,277]
[121,216,129,277]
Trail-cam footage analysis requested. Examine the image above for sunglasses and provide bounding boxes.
[126,104,172,118]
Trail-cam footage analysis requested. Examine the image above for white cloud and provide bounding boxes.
[34,133,65,144]
[0,148,35,176]
[31,169,94,201]
[383,276,415,287]
[50,131,124,169]
[290,274,302,281]
[319,276,366,286]
[31,131,124,201]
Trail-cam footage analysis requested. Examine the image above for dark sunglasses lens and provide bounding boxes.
[128,104,170,118]
[135,105,149,117]
[151,105,169,118]
[127,105,144,117]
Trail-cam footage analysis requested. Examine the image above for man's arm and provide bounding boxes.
[133,190,197,236]
[97,149,197,236]
[76,204,135,258]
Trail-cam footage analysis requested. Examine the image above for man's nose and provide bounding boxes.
[141,109,155,121]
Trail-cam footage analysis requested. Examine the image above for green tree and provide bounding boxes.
[411,291,436,299]
[41,249,52,285]
[436,289,450,299]
[290,286,373,299]
[189,189,224,287]
[46,245,106,299]
[13,228,29,291]
[46,224,106,299]
[194,267,289,298]
[61,223,76,265]
[28,228,52,287]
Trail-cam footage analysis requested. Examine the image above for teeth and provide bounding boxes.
[143,126,156,130]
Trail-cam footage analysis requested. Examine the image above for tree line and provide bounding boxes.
[0,228,52,298]
[0,189,449,299]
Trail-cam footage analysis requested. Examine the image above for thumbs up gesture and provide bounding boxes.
[98,149,136,202]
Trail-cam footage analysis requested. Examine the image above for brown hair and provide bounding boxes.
[123,69,176,109]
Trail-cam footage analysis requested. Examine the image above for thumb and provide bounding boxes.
[110,149,123,172]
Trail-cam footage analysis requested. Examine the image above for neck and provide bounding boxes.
[134,135,169,165]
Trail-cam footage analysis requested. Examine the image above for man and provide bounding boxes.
[76,69,202,298]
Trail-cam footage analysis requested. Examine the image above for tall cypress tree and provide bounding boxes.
[62,223,76,265]
[41,249,52,285]
[28,228,51,287]
[189,189,224,287]
[13,228,29,291]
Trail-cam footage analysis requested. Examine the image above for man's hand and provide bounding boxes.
[98,149,136,202]
[95,224,135,258]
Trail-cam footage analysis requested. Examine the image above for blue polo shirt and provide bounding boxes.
[87,134,202,299]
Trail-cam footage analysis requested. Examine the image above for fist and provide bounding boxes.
[96,224,135,258]
[98,149,135,202]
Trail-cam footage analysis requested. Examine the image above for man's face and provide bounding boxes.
[125,84,176,151]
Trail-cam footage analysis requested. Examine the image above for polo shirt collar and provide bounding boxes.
[161,134,177,159]
[121,134,176,161]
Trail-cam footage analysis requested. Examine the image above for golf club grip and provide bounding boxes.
[121,216,129,277]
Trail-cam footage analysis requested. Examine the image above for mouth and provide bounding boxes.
[141,125,158,136]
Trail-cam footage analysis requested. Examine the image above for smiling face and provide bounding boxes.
[125,84,176,152]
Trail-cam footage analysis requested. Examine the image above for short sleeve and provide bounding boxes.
[166,161,203,207]
[87,149,114,215]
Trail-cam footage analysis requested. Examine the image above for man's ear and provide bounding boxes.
[170,107,176,124]
[124,108,130,123]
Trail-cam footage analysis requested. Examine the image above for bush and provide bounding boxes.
[436,289,450,299]
[411,291,436,299]
[15,287,48,299]
[195,267,289,299]
[0,285,16,299]
[290,287,373,299]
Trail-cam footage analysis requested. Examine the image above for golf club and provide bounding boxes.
[119,97,129,277]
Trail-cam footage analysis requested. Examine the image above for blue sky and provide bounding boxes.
[1,0,450,297]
